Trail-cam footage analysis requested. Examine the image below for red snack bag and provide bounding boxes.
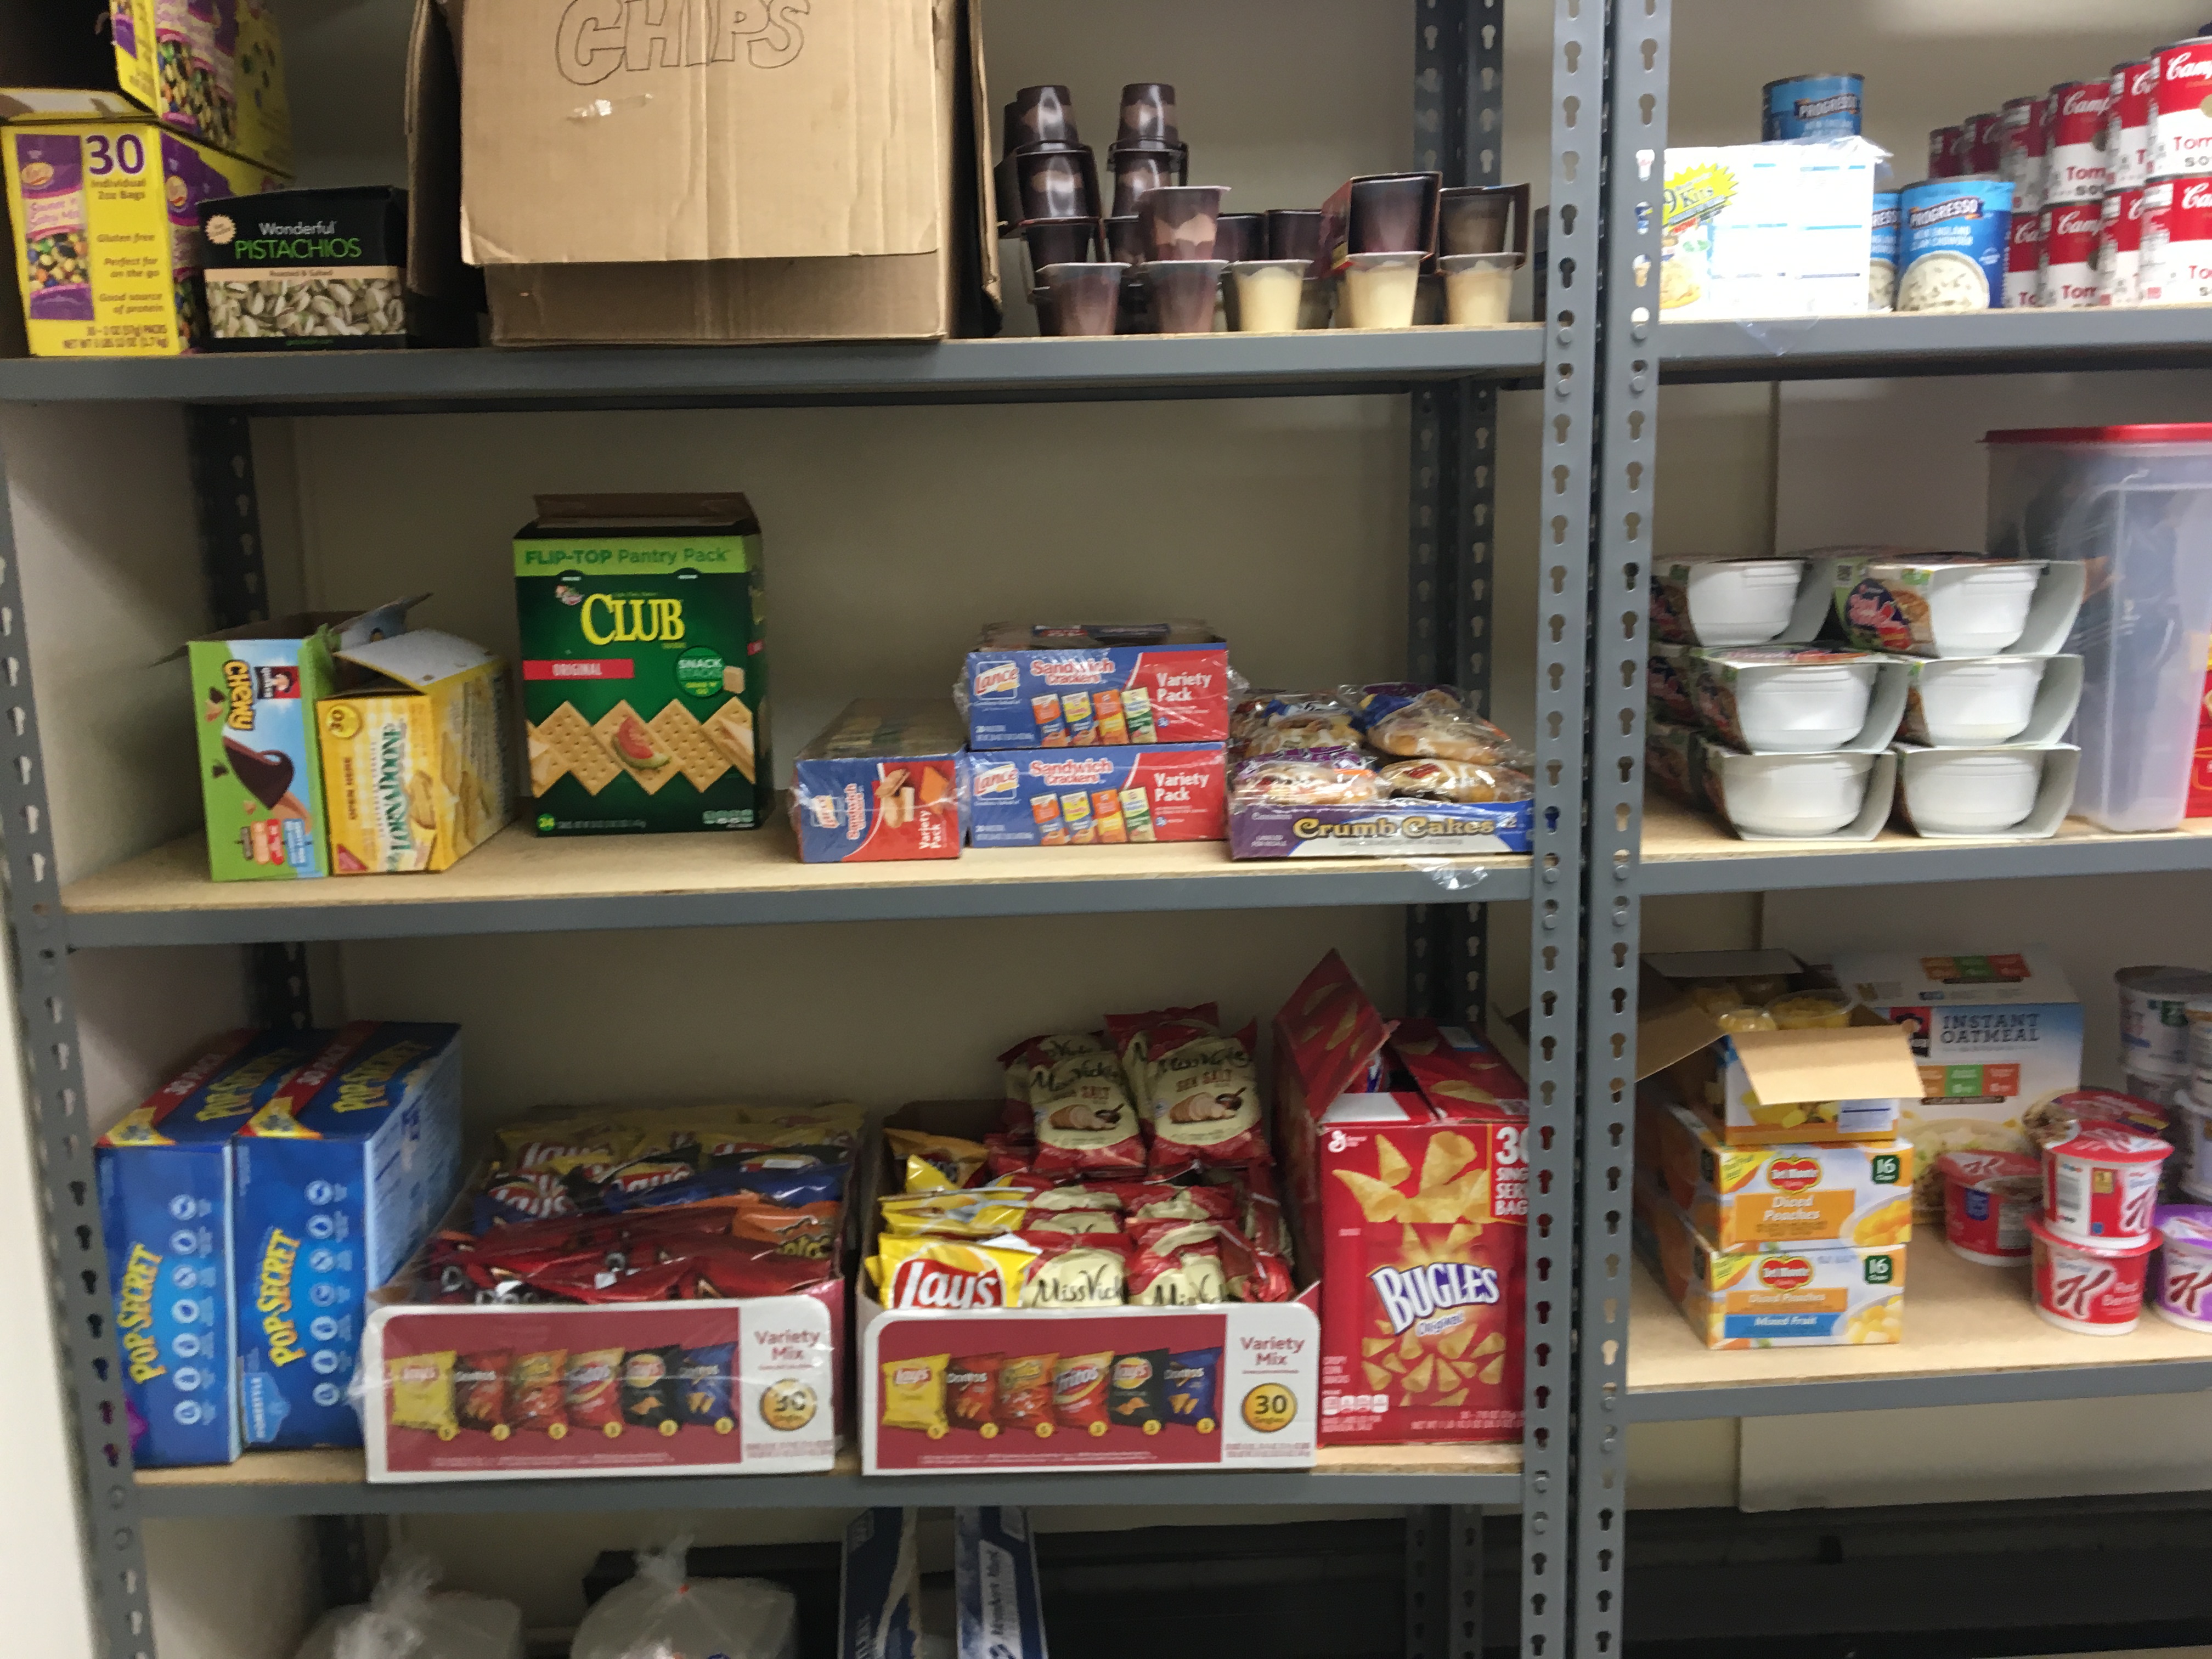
[1128,1220,1291,1303]
[1143,1024,1268,1177]
[946,1353,1005,1435]
[1029,1049,1147,1179]
[509,1350,568,1434]
[1128,1236,1226,1305]
[565,1347,625,1432]
[997,1352,1059,1437]
[454,1350,511,1435]
[985,1134,1036,1177]
[1094,1181,1238,1223]
[1024,1207,1122,1236]
[1052,1351,1116,1437]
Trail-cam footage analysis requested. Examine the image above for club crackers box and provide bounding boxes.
[967,743,1226,848]
[95,1028,331,1467]
[962,621,1232,749]
[187,595,423,882]
[1273,954,1530,1446]
[792,700,967,865]
[234,1020,464,1449]
[516,494,768,837]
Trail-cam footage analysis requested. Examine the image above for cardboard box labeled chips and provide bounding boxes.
[516,494,768,837]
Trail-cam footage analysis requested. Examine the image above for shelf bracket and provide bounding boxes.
[1406,1505,1487,1659]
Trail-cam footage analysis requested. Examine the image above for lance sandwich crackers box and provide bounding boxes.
[962,622,1232,748]
[95,1028,333,1466]
[1274,952,1529,1446]
[234,1021,463,1449]
[516,494,768,836]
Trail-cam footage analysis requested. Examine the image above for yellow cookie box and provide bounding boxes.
[317,632,512,875]
[2,98,284,357]
[1634,1177,1906,1351]
[1638,1089,1914,1250]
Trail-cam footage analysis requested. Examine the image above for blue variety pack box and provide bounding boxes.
[840,1508,923,1659]
[968,743,1225,848]
[954,1508,1048,1659]
[792,700,967,865]
[96,1028,331,1468]
[234,1019,464,1450]
[962,620,1231,750]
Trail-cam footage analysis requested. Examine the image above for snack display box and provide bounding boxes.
[962,622,1233,749]
[857,1098,1321,1477]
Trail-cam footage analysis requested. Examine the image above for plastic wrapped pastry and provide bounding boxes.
[1376,758,1535,804]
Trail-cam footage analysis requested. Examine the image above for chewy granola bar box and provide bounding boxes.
[516,494,768,837]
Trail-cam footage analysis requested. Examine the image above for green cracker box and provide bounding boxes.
[188,597,424,882]
[515,494,769,836]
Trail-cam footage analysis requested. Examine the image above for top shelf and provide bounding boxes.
[0,328,1547,416]
[1658,306,2212,385]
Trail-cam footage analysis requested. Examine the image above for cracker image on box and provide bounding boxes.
[515,494,768,836]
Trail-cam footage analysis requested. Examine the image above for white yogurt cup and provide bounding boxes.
[2117,966,2212,1075]
[2153,1208,2212,1333]
[2175,1097,2212,1200]
[1898,748,2044,834]
[1925,560,2046,655]
[1680,560,1806,648]
[1708,750,1875,837]
[1906,656,2048,745]
[1439,252,1521,325]
[1338,252,1423,329]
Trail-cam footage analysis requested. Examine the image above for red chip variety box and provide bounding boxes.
[791,700,967,864]
[1274,953,1530,1446]
[962,622,1233,749]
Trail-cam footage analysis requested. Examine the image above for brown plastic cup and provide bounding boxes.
[994,151,1019,231]
[1105,215,1146,266]
[1016,147,1100,223]
[1039,262,1127,336]
[1009,85,1080,150]
[1139,184,1228,262]
[1022,216,1101,273]
[1214,213,1267,264]
[1350,173,1436,253]
[1438,183,1531,256]
[1030,285,1058,336]
[1143,259,1228,335]
[1117,83,1180,147]
[1110,150,1180,216]
[1267,208,1324,264]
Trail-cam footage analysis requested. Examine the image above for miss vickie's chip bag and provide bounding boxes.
[1274,952,1530,1446]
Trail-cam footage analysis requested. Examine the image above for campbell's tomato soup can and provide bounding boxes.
[2045,78,2114,202]
[1929,126,1964,179]
[2112,59,2158,188]
[2030,1214,2155,1336]
[2141,177,2212,302]
[2153,1206,2212,1331]
[2039,200,2103,307]
[2152,36,2212,179]
[2098,186,2146,304]
[2043,1120,2170,1245]
[1961,111,2004,175]
[2001,95,2049,212]
[2003,208,2045,307]
[1934,1149,2039,1266]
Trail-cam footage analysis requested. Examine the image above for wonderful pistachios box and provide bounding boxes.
[515,494,768,836]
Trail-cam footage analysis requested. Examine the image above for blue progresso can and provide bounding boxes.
[1763,74,1866,140]
[1898,177,2015,312]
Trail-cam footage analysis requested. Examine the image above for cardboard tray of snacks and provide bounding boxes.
[360,1105,859,1483]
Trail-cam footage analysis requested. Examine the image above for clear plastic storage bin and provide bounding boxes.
[1987,425,2212,833]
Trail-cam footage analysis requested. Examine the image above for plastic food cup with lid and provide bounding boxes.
[2029,1213,2157,1335]
[1935,1148,2040,1265]
[1705,749,1878,838]
[1895,747,2049,836]
[1655,557,1807,648]
[2174,1097,2212,1201]
[1902,656,2049,746]
[2153,1206,2212,1333]
[2116,965,2212,1076]
[1766,989,1856,1030]
[2041,1119,2171,1247]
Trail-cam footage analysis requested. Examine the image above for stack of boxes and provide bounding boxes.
[1631,950,1926,1350]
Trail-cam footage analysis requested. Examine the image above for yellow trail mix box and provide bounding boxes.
[109,0,292,174]
[1637,1088,1914,1250]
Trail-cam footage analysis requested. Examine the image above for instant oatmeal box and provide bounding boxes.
[515,494,769,837]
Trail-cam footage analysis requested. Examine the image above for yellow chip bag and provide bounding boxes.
[870,1235,1040,1309]
[879,1353,952,1437]
[885,1128,991,1194]
[386,1350,459,1437]
[879,1187,1033,1239]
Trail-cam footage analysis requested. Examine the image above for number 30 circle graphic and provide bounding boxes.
[1240,1383,1298,1434]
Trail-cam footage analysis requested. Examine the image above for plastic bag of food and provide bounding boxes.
[1375,758,1534,804]
[1229,758,1385,806]
[571,1539,798,1659]
[294,1551,524,1659]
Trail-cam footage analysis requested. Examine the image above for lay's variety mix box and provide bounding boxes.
[97,1021,461,1465]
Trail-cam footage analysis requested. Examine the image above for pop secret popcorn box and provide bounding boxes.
[1274,953,1529,1446]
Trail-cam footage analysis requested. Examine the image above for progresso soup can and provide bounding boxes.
[2143,176,2212,302]
[2039,200,2103,308]
[1898,177,2013,312]
[2152,37,2212,179]
[1870,192,1901,310]
[2046,78,2114,202]
[2112,59,2158,188]
[1763,73,1865,140]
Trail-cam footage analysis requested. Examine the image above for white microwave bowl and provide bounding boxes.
[1911,656,2047,745]
[1927,560,2045,657]
[1685,560,1805,647]
[1901,748,2045,834]
[1712,751,1875,837]
[1728,659,1878,752]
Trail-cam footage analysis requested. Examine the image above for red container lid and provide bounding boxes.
[2044,1121,2172,1164]
[1934,1148,2039,1188]
[1986,425,2212,444]
[2027,1210,2158,1257]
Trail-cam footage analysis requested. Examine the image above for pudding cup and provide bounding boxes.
[1144,259,1228,334]
[1440,252,1522,324]
[1227,260,1311,332]
[1338,251,1424,329]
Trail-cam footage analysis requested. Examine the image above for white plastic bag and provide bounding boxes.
[571,1538,798,1659]
[294,1550,525,1659]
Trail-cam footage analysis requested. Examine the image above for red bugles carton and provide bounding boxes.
[1273,952,1529,1446]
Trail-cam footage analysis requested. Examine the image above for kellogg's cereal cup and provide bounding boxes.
[2030,1212,2155,1335]
[1936,1148,2040,1265]
[2175,1097,2212,1203]
[2152,1206,2212,1333]
[2042,1120,2171,1247]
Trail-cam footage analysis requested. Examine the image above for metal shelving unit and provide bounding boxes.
[0,4,1606,1658]
[1585,5,2212,1657]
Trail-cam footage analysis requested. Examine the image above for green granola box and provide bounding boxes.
[515,494,768,836]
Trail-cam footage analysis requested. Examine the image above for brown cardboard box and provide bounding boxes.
[405,0,999,345]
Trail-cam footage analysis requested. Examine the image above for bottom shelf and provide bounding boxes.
[131,1440,1525,1517]
[1627,1240,2212,1421]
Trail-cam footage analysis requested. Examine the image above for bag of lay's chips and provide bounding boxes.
[878,1188,1033,1239]
[870,1236,1041,1310]
[884,1128,991,1194]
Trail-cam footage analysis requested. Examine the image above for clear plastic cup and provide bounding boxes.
[1038,263,1127,337]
